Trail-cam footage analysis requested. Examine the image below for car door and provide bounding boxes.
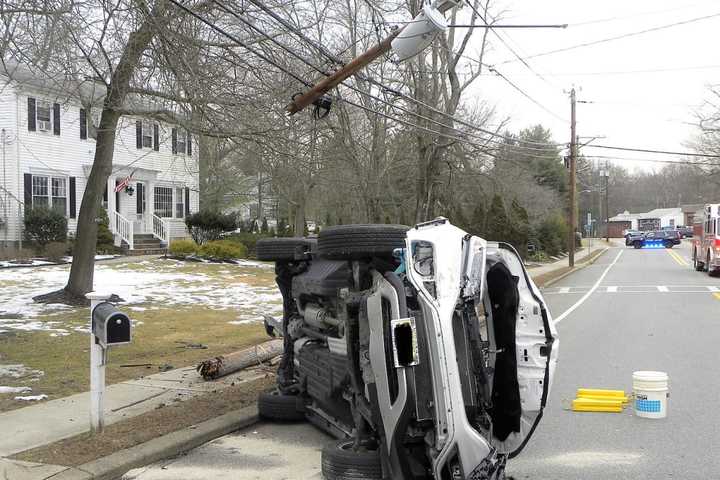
[483,242,558,458]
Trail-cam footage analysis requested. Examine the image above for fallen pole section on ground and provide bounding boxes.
[197,339,283,380]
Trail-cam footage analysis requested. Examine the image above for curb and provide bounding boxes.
[48,406,259,480]
[541,247,610,288]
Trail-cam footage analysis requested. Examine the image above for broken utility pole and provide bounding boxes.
[286,0,461,116]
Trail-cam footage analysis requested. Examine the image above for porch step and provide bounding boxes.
[124,247,167,256]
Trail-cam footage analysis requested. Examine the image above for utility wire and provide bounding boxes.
[210,0,560,155]
[239,0,569,148]
[487,66,568,123]
[497,12,720,65]
[584,155,718,166]
[585,144,720,158]
[166,0,516,154]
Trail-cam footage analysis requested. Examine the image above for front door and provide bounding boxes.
[134,181,147,233]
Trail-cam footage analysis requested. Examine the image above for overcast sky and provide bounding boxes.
[458,0,720,172]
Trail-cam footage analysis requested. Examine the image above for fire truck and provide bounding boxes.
[692,204,720,275]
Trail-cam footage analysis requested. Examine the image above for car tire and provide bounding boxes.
[317,224,409,260]
[257,390,305,421]
[694,249,704,271]
[708,251,715,277]
[663,240,673,249]
[633,241,642,249]
[321,440,383,480]
[256,237,313,262]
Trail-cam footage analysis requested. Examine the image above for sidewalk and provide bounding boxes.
[0,363,268,479]
[526,242,610,279]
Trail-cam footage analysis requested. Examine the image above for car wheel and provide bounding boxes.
[694,249,704,271]
[317,224,409,260]
[257,390,305,421]
[708,251,715,276]
[633,241,642,249]
[256,237,313,262]
[321,440,383,480]
[663,240,673,249]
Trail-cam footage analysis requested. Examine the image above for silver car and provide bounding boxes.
[257,218,558,480]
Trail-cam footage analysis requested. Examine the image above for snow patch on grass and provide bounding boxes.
[0,386,31,393]
[14,394,48,401]
[0,364,45,379]
[0,258,281,332]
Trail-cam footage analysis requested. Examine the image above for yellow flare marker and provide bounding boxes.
[578,394,629,404]
[576,388,626,398]
[572,397,624,413]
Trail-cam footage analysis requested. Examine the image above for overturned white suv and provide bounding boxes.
[257,218,558,480]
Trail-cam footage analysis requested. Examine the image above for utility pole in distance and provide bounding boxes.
[568,88,577,267]
[605,166,610,241]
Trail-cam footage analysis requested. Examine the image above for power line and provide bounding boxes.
[585,144,720,158]
[463,0,559,90]
[569,2,715,27]
[584,155,718,166]
[209,0,563,156]
[235,0,570,148]
[497,12,720,65]
[487,66,568,122]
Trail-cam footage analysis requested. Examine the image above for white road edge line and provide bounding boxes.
[554,249,624,325]
[607,286,618,293]
[559,287,570,294]
[657,286,669,292]
[708,286,719,292]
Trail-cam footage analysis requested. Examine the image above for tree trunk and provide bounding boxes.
[293,198,306,236]
[65,110,121,295]
[63,21,157,298]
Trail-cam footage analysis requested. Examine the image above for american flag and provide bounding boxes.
[114,176,133,192]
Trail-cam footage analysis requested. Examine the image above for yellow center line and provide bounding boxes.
[666,249,688,267]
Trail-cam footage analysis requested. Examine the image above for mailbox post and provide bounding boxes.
[86,292,131,433]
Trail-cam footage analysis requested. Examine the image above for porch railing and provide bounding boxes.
[152,214,169,244]
[111,211,134,250]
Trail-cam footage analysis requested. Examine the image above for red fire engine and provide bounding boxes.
[692,204,720,275]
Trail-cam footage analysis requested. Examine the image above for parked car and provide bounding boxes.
[624,230,642,246]
[256,218,558,480]
[629,230,681,249]
[676,225,693,238]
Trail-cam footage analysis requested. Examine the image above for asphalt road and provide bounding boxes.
[125,241,720,479]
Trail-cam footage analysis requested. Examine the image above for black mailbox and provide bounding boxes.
[92,302,131,348]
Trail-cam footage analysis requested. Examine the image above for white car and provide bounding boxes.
[256,218,558,480]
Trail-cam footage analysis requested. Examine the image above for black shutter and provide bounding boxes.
[103,184,108,204]
[171,128,177,154]
[79,108,87,140]
[115,180,120,212]
[184,187,190,216]
[153,124,159,151]
[136,121,142,149]
[136,183,143,214]
[69,177,76,218]
[187,131,192,155]
[53,103,61,135]
[24,173,32,206]
[27,98,36,131]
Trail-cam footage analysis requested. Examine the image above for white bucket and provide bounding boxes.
[632,371,669,419]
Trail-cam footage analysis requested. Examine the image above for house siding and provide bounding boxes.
[0,80,20,247]
[1,81,199,247]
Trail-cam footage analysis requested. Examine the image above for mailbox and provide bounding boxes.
[91,302,131,348]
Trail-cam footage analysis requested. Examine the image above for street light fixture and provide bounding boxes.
[391,3,450,62]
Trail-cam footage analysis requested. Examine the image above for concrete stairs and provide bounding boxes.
[122,233,167,255]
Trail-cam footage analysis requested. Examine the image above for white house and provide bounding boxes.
[0,63,199,251]
[609,208,684,231]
